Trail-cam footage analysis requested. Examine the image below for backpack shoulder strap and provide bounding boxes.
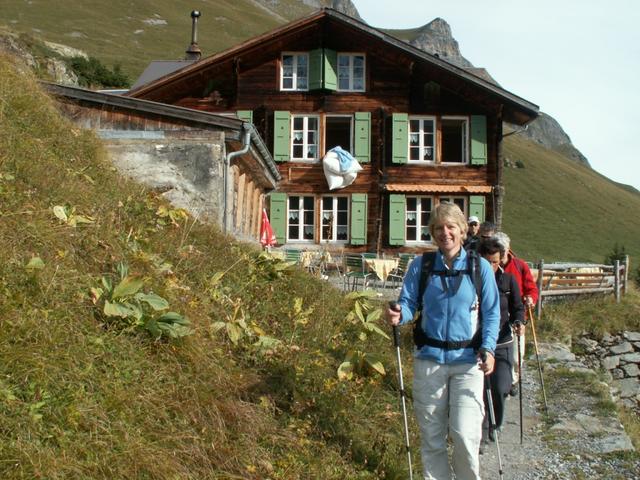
[466,249,483,300]
[418,251,437,311]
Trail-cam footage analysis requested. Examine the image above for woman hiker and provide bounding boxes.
[386,202,501,480]
[478,237,525,444]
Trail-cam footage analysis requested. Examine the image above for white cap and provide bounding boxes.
[468,216,480,224]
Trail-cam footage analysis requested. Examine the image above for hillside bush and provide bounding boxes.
[66,55,130,88]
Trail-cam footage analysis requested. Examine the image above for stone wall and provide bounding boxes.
[576,331,640,412]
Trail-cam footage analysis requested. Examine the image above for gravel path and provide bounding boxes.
[479,356,640,479]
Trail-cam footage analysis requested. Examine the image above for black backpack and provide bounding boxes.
[412,250,484,350]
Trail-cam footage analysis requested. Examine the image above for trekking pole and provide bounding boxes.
[527,305,548,413]
[482,353,504,480]
[516,327,524,444]
[389,302,414,480]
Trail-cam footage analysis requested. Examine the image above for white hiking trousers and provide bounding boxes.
[413,358,485,480]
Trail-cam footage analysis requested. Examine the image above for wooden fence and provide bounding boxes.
[534,255,629,316]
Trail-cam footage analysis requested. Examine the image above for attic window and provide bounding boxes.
[337,53,365,92]
[281,53,308,91]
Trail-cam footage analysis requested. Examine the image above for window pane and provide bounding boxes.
[337,211,348,224]
[337,197,348,209]
[410,147,420,161]
[420,227,430,241]
[338,55,350,66]
[283,78,293,89]
[297,77,307,89]
[303,197,314,209]
[353,78,363,90]
[353,56,364,67]
[289,197,299,210]
[289,226,299,238]
[407,227,416,241]
[322,197,333,209]
[407,197,417,211]
[297,55,307,66]
[308,117,318,130]
[421,198,432,211]
[304,226,314,239]
[293,117,303,129]
[282,55,293,66]
[307,146,317,158]
[337,226,348,240]
[303,211,314,224]
[293,145,303,158]
[322,226,331,239]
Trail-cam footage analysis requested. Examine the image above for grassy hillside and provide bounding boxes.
[1,0,330,81]
[502,134,640,264]
[0,53,410,479]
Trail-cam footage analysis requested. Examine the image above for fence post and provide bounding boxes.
[623,255,629,295]
[536,259,544,318]
[614,260,620,303]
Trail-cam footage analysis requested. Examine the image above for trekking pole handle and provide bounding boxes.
[389,301,401,347]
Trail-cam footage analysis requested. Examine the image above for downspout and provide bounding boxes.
[224,123,251,233]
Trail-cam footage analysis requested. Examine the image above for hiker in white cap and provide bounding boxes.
[463,215,480,250]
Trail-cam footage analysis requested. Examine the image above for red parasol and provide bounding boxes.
[260,208,277,247]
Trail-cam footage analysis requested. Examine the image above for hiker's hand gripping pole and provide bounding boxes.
[388,302,414,480]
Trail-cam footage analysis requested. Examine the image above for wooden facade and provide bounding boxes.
[129,8,538,254]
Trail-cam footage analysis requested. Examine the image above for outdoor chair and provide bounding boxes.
[388,253,416,289]
[342,254,372,291]
[283,248,302,265]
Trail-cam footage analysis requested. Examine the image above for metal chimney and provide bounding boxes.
[185,10,202,61]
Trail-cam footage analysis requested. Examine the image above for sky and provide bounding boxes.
[351,0,640,191]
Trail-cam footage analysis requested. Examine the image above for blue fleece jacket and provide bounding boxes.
[397,248,500,364]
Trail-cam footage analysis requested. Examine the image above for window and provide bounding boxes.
[337,53,365,91]
[321,196,349,242]
[439,196,466,215]
[281,53,308,91]
[291,115,319,161]
[406,196,432,243]
[288,196,315,241]
[409,117,436,162]
[325,115,353,152]
[441,117,468,163]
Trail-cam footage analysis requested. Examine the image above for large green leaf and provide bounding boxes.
[363,321,390,340]
[104,300,136,318]
[25,256,45,271]
[226,323,242,345]
[337,361,354,381]
[112,276,144,299]
[135,292,169,311]
[157,312,189,325]
[363,353,386,376]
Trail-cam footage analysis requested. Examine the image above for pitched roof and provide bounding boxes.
[128,8,538,125]
[131,60,197,90]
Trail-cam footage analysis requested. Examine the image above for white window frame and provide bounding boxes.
[405,196,433,244]
[441,116,469,164]
[337,53,366,92]
[280,52,309,91]
[324,114,354,153]
[408,116,437,163]
[291,115,320,162]
[321,195,350,243]
[438,196,467,217]
[287,195,315,242]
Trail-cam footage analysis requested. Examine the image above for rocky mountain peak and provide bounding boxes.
[409,17,473,68]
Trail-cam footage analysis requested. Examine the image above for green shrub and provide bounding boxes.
[66,55,130,88]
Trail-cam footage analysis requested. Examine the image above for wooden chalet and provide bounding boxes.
[129,8,539,254]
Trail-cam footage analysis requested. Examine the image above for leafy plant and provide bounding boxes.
[90,262,191,339]
[337,290,389,380]
[66,55,130,88]
[52,204,94,227]
[604,243,628,265]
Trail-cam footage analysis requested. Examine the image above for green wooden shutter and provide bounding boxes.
[469,195,485,222]
[269,193,287,244]
[392,113,408,164]
[323,49,337,91]
[470,115,487,165]
[236,110,253,123]
[309,49,323,90]
[273,111,291,162]
[350,193,368,245]
[354,112,371,163]
[389,194,406,245]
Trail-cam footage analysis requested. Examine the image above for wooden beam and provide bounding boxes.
[236,172,247,231]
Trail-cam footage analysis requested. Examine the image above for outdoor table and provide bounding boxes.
[364,258,399,283]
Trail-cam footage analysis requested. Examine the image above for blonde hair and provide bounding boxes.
[428,202,468,241]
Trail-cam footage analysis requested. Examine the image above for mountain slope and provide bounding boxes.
[502,134,640,263]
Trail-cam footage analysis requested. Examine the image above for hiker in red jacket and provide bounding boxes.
[493,232,539,396]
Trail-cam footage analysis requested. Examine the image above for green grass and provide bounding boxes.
[0,0,332,80]
[502,134,640,264]
[0,53,413,479]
